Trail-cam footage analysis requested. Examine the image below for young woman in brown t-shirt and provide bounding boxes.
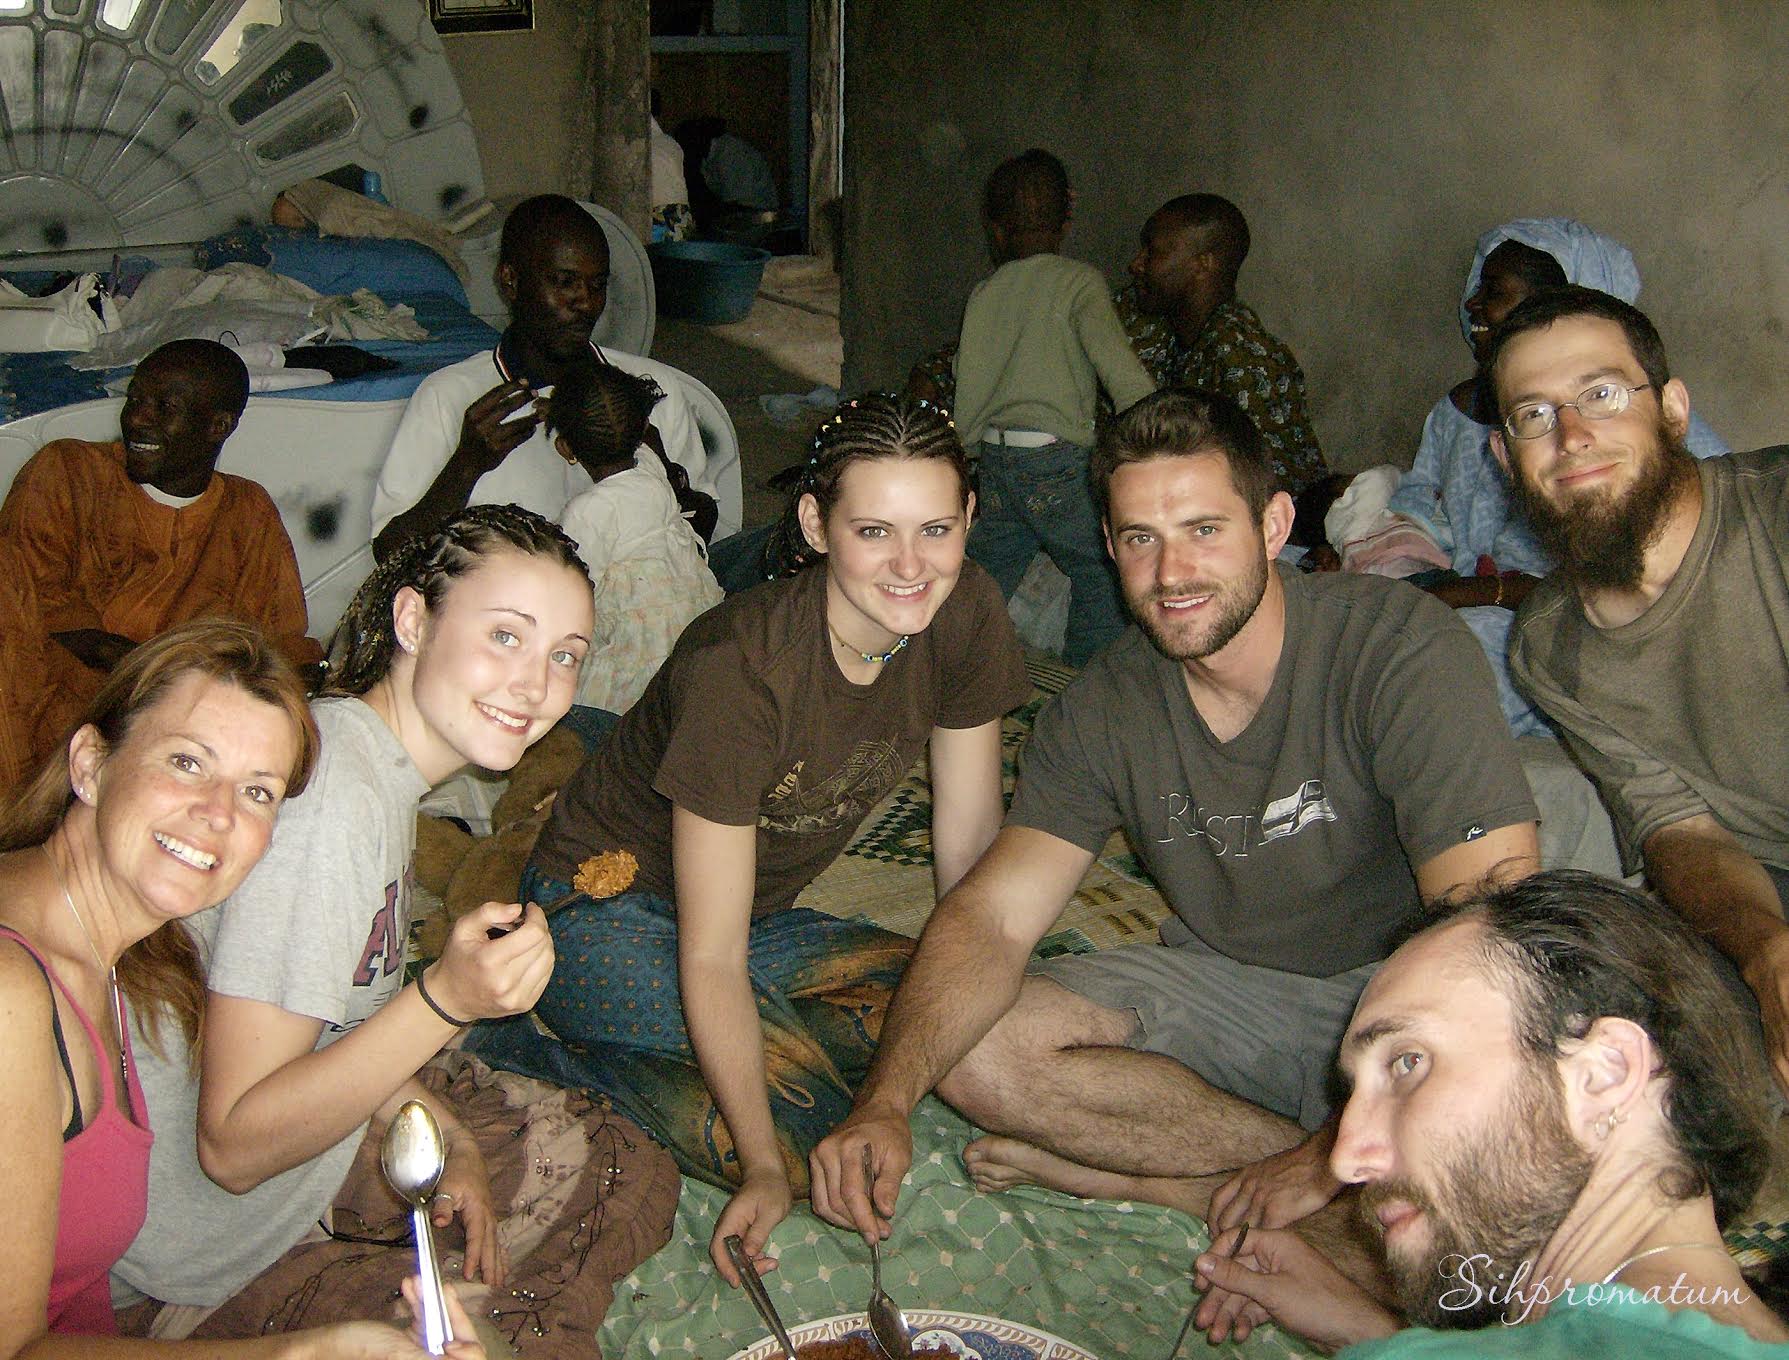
[467,394,1032,1286]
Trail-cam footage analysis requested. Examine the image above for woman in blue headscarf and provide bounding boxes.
[1388,217,1727,734]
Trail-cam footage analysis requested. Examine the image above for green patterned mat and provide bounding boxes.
[598,1097,1313,1360]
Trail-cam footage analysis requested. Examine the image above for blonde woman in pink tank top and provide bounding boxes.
[0,619,484,1358]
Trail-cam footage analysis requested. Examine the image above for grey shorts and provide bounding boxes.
[1030,934,1379,1131]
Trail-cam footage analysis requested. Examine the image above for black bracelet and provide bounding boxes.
[414,967,473,1028]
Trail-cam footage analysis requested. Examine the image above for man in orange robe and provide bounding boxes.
[0,547,46,795]
[0,339,320,763]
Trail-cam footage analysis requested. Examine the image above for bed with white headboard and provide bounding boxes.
[0,0,737,639]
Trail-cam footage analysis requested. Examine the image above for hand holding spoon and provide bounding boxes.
[381,1100,455,1355]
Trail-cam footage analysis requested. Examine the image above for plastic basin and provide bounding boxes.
[648,240,771,324]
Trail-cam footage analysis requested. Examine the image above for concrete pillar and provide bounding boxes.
[807,0,842,260]
[587,0,651,244]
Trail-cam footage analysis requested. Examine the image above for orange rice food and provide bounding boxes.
[572,848,638,898]
[794,1342,956,1360]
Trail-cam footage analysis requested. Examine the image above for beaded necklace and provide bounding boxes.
[828,624,909,665]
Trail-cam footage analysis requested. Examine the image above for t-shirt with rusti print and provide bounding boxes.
[1010,567,1536,976]
[536,560,1031,915]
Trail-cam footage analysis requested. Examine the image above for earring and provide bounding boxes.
[1596,1107,1627,1139]
[398,636,415,654]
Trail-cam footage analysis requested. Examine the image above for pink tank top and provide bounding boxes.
[0,927,153,1335]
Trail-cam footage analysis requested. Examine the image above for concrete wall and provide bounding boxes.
[439,0,647,237]
[842,2,1789,467]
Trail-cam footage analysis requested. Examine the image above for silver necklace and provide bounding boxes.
[42,844,127,1081]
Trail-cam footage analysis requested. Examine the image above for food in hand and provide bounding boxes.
[573,849,638,898]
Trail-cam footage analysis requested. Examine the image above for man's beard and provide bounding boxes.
[1128,550,1269,662]
[1510,415,1698,591]
[1361,1060,1593,1330]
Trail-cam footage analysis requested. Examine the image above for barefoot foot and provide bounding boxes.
[961,1135,1146,1200]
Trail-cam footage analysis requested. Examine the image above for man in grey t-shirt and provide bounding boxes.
[808,389,1538,1256]
[1491,285,1789,1094]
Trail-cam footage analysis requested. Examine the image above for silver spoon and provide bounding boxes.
[724,1234,798,1360]
[1165,1222,1249,1360]
[381,1100,455,1355]
[861,1146,913,1360]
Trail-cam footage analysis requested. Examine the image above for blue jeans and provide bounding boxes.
[464,870,915,1192]
[706,523,776,595]
[967,437,1126,666]
[557,703,621,751]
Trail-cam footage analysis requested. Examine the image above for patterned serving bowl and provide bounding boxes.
[727,1309,1101,1360]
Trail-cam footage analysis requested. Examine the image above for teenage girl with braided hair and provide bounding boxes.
[547,356,722,714]
[467,392,1032,1283]
[116,505,594,1340]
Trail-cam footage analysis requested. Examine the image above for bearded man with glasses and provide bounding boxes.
[1485,284,1789,1099]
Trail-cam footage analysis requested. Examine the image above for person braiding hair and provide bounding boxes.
[546,359,665,474]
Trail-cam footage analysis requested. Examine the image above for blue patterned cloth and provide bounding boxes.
[466,874,914,1192]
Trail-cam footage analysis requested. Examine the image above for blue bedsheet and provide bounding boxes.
[0,291,497,423]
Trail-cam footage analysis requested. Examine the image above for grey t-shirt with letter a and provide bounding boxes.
[115,698,431,1307]
[1010,566,1537,976]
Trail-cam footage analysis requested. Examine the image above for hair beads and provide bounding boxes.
[762,392,967,579]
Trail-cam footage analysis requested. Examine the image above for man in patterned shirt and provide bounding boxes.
[1116,194,1329,496]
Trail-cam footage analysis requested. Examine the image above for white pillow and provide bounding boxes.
[0,273,118,353]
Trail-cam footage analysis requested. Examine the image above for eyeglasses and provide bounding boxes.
[1502,383,1653,441]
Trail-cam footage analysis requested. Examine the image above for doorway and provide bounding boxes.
[648,0,840,256]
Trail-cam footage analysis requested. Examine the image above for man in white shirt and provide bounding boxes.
[371,193,718,560]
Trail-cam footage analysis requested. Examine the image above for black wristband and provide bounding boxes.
[415,967,473,1028]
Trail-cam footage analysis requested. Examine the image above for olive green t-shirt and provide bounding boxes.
[534,561,1031,915]
[953,253,1156,447]
[1511,448,1789,874]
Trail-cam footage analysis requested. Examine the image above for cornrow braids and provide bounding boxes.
[325,504,590,695]
[761,391,970,578]
[546,356,665,473]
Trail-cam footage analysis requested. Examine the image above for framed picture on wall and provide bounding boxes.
[428,0,534,35]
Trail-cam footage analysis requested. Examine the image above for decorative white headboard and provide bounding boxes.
[0,0,485,258]
[0,1,710,642]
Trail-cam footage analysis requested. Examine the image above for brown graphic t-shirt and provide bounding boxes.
[534,561,1031,915]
